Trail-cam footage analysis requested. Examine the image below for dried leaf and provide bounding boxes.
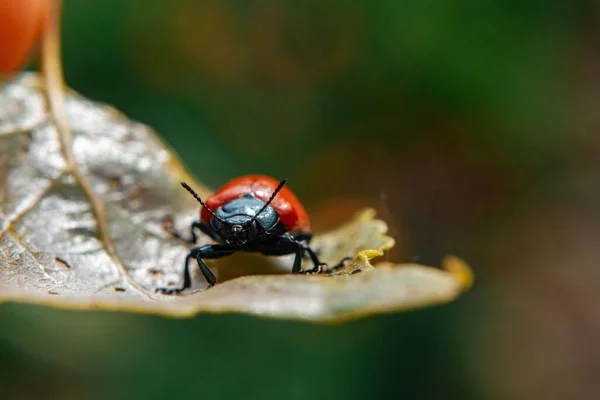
[0,73,472,322]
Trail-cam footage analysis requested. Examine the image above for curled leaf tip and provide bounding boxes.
[362,249,384,259]
[442,255,474,290]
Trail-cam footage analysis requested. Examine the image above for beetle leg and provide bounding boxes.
[294,232,312,244]
[299,242,353,274]
[255,238,304,273]
[256,238,332,275]
[155,253,194,294]
[194,244,235,287]
[323,256,353,273]
[293,233,315,261]
[168,220,211,244]
[292,244,304,274]
[197,221,222,241]
[299,244,327,274]
[156,244,235,294]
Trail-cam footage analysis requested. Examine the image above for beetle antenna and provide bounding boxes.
[180,181,224,223]
[250,179,287,223]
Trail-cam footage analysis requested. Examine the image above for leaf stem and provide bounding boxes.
[40,0,153,300]
[40,0,71,160]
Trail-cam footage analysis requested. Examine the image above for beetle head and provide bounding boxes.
[180,179,287,247]
[220,219,259,246]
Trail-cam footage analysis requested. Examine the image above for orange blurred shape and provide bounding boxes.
[0,0,49,74]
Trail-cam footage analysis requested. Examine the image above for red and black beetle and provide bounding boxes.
[157,175,350,294]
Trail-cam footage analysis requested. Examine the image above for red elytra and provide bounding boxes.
[201,175,310,232]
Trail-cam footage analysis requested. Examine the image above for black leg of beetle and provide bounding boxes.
[294,233,313,260]
[256,238,328,275]
[195,254,216,288]
[297,238,351,274]
[169,220,205,244]
[192,244,234,287]
[255,238,305,273]
[294,233,332,266]
[322,256,353,273]
[294,232,312,244]
[292,244,304,274]
[156,244,234,294]
[197,222,222,241]
[300,244,327,274]
[156,253,194,294]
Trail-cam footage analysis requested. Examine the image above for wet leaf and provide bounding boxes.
[0,73,472,322]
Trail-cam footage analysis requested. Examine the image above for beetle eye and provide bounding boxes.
[211,218,222,230]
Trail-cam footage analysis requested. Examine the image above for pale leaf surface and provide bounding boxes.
[0,73,472,322]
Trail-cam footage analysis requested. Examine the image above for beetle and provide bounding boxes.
[157,175,350,294]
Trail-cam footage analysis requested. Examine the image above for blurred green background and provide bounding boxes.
[3,0,600,399]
